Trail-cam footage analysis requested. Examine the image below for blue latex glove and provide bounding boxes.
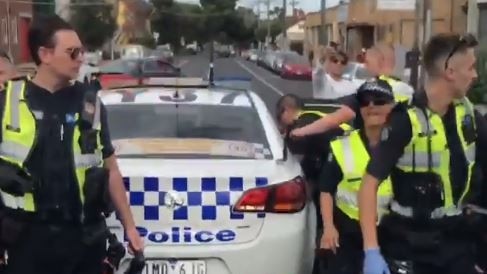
[363,248,391,274]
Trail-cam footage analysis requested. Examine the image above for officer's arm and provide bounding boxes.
[99,104,137,232]
[475,111,487,206]
[292,100,356,136]
[358,108,412,250]
[319,152,343,229]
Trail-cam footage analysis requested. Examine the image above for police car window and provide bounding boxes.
[106,104,272,159]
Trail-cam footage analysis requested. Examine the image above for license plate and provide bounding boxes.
[144,260,206,274]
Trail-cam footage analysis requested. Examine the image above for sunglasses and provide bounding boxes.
[330,57,347,65]
[444,34,477,70]
[358,96,393,107]
[66,47,85,60]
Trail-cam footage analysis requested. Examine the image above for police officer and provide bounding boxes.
[276,94,352,274]
[319,79,395,274]
[290,43,414,138]
[0,15,143,274]
[358,33,487,274]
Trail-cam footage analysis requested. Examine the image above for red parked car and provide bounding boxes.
[280,55,312,80]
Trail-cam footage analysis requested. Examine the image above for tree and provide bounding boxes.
[70,0,116,51]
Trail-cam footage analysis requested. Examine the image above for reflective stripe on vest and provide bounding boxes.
[297,110,353,131]
[331,130,393,221]
[390,200,462,219]
[0,80,103,212]
[394,97,476,216]
[378,75,413,104]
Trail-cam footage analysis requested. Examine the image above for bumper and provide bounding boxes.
[117,206,316,274]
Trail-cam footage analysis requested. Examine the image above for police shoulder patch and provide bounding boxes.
[380,126,391,141]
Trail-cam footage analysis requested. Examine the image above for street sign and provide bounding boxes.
[377,0,416,10]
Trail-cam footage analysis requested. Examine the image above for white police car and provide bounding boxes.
[102,77,316,274]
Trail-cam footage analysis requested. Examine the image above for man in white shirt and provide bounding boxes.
[312,49,357,100]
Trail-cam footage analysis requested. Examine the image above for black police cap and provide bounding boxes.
[357,78,394,101]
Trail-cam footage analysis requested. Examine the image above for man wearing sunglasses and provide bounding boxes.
[291,43,414,139]
[0,15,143,274]
[319,79,395,274]
[358,33,487,274]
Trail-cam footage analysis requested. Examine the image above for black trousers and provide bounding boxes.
[5,222,106,274]
[380,214,478,274]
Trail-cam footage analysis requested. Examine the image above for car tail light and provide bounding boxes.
[284,65,292,71]
[234,177,307,213]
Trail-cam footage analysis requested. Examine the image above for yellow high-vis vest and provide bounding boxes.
[297,110,353,132]
[393,97,476,218]
[330,130,393,220]
[0,79,103,212]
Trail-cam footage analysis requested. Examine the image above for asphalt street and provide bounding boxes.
[177,54,313,115]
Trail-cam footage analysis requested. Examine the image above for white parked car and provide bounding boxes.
[102,77,316,274]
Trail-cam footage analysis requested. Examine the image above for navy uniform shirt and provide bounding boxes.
[366,92,487,204]
[0,79,114,220]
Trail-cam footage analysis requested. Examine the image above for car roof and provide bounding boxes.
[99,86,254,108]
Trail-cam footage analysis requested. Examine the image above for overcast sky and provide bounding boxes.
[176,0,340,13]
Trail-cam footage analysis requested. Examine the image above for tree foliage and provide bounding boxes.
[70,0,116,51]
[151,0,256,48]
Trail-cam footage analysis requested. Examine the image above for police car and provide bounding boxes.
[102,77,316,274]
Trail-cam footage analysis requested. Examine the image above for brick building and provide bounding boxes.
[304,0,468,59]
[0,0,33,64]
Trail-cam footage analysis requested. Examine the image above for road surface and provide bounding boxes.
[177,54,313,115]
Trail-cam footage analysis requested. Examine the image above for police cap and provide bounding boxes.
[357,78,394,102]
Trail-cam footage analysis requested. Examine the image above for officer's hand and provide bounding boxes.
[290,128,306,139]
[363,248,390,274]
[320,225,340,254]
[126,227,144,254]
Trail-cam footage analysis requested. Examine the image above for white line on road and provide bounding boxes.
[235,60,284,96]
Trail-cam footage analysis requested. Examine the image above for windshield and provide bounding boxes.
[107,104,272,159]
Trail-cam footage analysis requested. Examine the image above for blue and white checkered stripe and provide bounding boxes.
[124,177,268,221]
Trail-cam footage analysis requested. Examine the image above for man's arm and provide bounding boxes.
[358,107,412,249]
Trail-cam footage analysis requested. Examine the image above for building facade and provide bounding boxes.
[304,0,468,59]
[0,0,33,64]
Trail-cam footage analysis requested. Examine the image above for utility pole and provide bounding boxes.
[266,0,271,46]
[289,0,298,16]
[409,0,423,90]
[419,0,432,86]
[319,0,327,45]
[282,0,287,50]
[6,0,12,60]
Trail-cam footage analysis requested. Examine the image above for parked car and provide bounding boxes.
[272,51,300,74]
[96,57,182,89]
[152,45,175,64]
[280,54,312,80]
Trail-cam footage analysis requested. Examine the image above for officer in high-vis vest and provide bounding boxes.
[358,33,487,274]
[319,79,394,274]
[0,15,142,274]
[276,94,352,274]
[290,42,413,139]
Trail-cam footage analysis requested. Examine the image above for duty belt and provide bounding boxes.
[390,200,462,219]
